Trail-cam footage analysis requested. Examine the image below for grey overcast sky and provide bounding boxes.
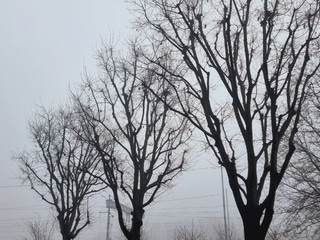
[0,1,241,239]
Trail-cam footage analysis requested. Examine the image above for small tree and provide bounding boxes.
[16,106,105,240]
[25,218,55,240]
[214,223,241,240]
[172,224,208,240]
[133,0,320,239]
[75,41,191,240]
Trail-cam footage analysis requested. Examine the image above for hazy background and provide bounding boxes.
[0,1,241,239]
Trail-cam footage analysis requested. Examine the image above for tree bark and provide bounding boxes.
[243,222,265,240]
[127,208,144,240]
[242,210,270,240]
[62,235,73,240]
[244,227,266,240]
[127,230,141,240]
[60,225,73,240]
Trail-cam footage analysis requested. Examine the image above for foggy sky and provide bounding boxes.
[0,1,241,239]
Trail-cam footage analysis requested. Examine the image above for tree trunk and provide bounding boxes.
[243,225,266,240]
[62,235,73,240]
[243,213,268,240]
[126,207,144,240]
[127,230,141,240]
[126,224,142,240]
[60,228,73,240]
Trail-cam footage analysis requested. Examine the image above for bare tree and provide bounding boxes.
[265,226,287,240]
[15,106,105,240]
[281,80,320,239]
[75,42,191,240]
[132,0,320,239]
[172,224,208,240]
[214,223,241,240]
[25,218,55,240]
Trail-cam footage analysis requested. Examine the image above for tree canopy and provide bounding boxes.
[132,0,320,239]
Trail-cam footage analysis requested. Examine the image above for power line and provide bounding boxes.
[0,203,48,211]
[0,184,30,188]
[151,204,237,210]
[92,194,221,209]
[0,207,47,211]
[187,167,215,171]
[160,194,220,202]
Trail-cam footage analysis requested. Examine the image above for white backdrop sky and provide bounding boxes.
[0,1,241,239]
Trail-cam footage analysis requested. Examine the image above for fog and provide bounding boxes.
[0,1,241,239]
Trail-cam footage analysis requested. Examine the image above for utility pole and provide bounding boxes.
[87,196,90,223]
[221,165,228,240]
[105,196,131,240]
[226,189,230,237]
[106,195,111,240]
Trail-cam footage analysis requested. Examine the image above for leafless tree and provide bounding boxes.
[280,80,320,239]
[15,106,105,240]
[265,226,287,240]
[74,41,191,240]
[132,0,320,239]
[172,224,208,240]
[171,222,241,240]
[25,218,55,240]
[214,223,241,240]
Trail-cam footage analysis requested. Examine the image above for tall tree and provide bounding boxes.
[75,42,191,240]
[16,106,105,240]
[133,0,320,239]
[281,80,320,239]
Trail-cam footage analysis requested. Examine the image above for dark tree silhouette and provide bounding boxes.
[75,42,191,240]
[16,106,105,240]
[133,0,320,239]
